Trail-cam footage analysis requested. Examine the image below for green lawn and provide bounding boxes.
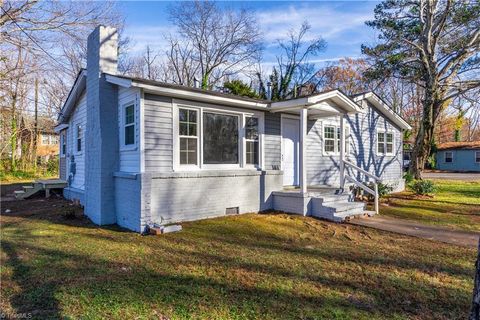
[1,198,476,319]
[382,180,480,232]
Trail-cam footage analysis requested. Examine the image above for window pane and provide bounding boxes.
[203,112,238,164]
[180,137,197,165]
[125,105,134,124]
[245,117,258,140]
[386,143,393,153]
[476,152,480,163]
[188,110,197,122]
[179,109,188,121]
[377,132,384,142]
[179,123,188,136]
[125,125,135,145]
[325,140,335,152]
[246,141,258,165]
[324,126,334,139]
[378,142,385,154]
[386,133,393,143]
[188,124,196,136]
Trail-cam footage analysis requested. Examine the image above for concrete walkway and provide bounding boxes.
[350,215,479,248]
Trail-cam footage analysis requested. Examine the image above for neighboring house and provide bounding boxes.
[17,116,58,160]
[436,141,480,172]
[55,26,411,232]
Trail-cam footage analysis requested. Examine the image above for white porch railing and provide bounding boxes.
[342,159,380,215]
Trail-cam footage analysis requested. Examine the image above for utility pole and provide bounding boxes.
[33,78,38,172]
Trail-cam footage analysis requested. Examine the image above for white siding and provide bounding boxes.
[118,87,141,173]
[66,92,87,190]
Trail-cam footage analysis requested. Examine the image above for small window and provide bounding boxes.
[76,125,82,152]
[41,134,49,145]
[386,133,394,154]
[61,132,66,156]
[124,104,135,145]
[445,151,453,163]
[179,108,198,165]
[324,126,335,153]
[476,151,480,163]
[245,117,259,165]
[377,132,385,154]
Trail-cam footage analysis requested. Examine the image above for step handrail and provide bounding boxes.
[343,161,380,215]
[343,160,380,182]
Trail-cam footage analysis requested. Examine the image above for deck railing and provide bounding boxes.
[342,160,380,214]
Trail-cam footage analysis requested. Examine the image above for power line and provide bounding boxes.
[1,6,66,70]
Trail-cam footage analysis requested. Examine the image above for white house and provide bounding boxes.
[55,26,411,233]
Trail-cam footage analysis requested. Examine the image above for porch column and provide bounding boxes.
[300,107,308,194]
[339,113,345,191]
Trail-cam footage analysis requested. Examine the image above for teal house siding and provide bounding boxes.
[436,149,480,172]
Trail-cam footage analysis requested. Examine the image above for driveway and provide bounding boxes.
[422,171,480,181]
[350,215,479,248]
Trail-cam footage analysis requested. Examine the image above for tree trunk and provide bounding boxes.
[33,78,38,172]
[10,96,17,172]
[470,238,480,320]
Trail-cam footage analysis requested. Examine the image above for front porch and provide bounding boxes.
[270,90,380,220]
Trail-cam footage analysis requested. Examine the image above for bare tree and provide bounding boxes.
[362,0,480,178]
[258,22,326,100]
[168,0,262,89]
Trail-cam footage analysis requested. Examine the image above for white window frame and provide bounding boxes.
[476,151,480,163]
[121,101,137,151]
[60,132,67,158]
[445,151,453,163]
[41,134,50,145]
[244,115,261,169]
[172,99,264,171]
[75,124,82,154]
[376,129,395,156]
[178,106,200,169]
[321,120,351,156]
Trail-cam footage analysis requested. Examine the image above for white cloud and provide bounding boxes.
[124,25,176,55]
[257,3,373,44]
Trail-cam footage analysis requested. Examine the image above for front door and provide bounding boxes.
[281,117,299,186]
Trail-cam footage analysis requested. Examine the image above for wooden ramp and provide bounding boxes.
[14,179,68,200]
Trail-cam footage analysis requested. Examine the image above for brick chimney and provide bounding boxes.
[84,26,119,225]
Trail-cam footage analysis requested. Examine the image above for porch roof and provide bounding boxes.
[269,89,362,116]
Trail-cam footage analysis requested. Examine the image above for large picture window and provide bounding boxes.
[203,112,239,164]
[179,108,198,165]
[245,117,259,165]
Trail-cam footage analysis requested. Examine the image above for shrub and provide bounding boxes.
[403,171,414,183]
[364,182,393,201]
[409,179,436,195]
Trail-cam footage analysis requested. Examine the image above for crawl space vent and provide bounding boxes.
[225,207,239,215]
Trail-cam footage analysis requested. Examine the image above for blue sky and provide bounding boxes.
[119,1,380,67]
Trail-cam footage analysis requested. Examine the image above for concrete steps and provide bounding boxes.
[311,196,366,222]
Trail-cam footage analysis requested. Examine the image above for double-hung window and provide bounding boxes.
[324,126,336,153]
[245,117,259,166]
[124,104,135,146]
[61,132,66,156]
[445,151,453,163]
[476,151,480,163]
[42,134,49,145]
[76,125,82,153]
[179,108,198,165]
[323,124,350,155]
[377,131,394,156]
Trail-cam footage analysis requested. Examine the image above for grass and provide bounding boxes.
[0,198,476,319]
[381,180,480,232]
[0,170,58,184]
